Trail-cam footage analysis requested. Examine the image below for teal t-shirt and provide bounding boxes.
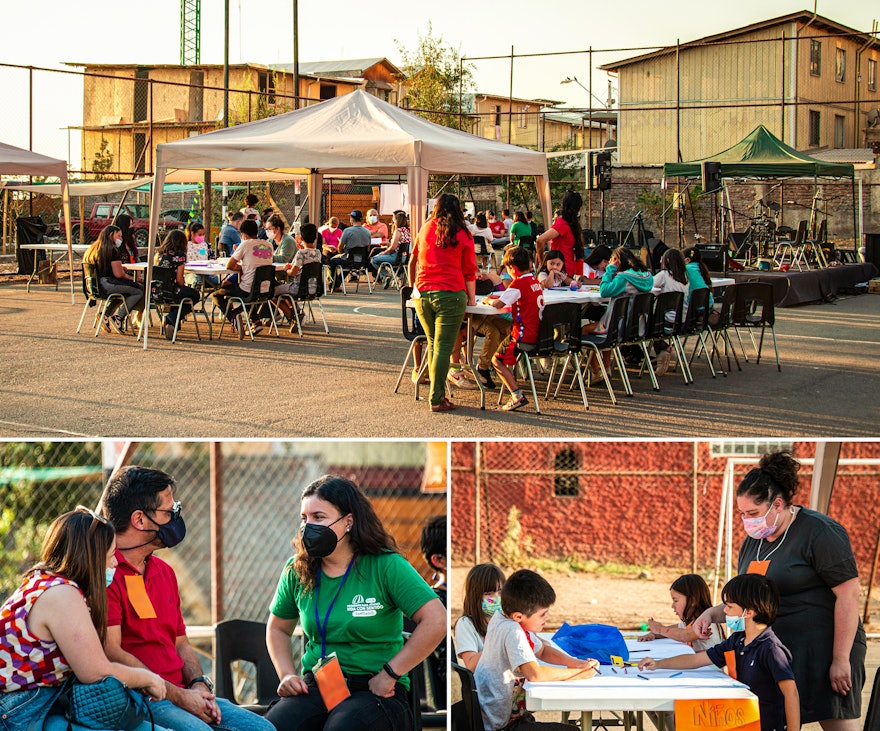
[270,552,437,688]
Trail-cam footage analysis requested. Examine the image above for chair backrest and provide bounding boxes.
[472,235,489,256]
[529,302,582,356]
[647,290,684,340]
[214,619,278,708]
[794,220,808,245]
[450,662,483,731]
[583,228,597,246]
[713,284,738,330]
[400,286,426,342]
[732,281,774,326]
[622,292,655,344]
[295,261,324,300]
[598,230,618,248]
[682,287,712,334]
[243,265,276,303]
[81,262,101,301]
[815,218,827,243]
[517,235,536,250]
[586,295,630,349]
[345,245,369,266]
[149,265,179,304]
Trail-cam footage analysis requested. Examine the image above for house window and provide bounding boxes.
[710,441,793,457]
[319,83,337,100]
[834,115,846,148]
[809,40,821,76]
[133,67,149,123]
[808,110,821,146]
[836,48,846,82]
[553,448,580,497]
[494,105,502,126]
[133,132,146,174]
[257,71,276,104]
[869,59,877,92]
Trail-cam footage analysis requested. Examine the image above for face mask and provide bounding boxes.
[369,216,378,224]
[143,512,187,548]
[193,235,205,244]
[742,503,780,540]
[482,595,501,616]
[115,237,124,247]
[301,515,348,558]
[105,567,116,587]
[725,612,746,632]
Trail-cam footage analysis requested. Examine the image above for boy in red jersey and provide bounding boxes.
[483,246,544,411]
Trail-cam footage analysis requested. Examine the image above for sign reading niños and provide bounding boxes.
[675,698,760,731]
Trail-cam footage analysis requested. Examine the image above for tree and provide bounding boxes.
[396,23,474,130]
[91,137,114,180]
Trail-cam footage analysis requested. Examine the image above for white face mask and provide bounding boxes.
[369,215,378,224]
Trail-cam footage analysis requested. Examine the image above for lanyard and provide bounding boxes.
[314,556,356,660]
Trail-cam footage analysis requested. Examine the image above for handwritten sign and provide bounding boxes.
[675,698,760,731]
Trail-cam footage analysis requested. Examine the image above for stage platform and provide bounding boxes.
[723,262,878,307]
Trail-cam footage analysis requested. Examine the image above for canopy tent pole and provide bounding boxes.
[144,164,168,350]
[60,169,74,303]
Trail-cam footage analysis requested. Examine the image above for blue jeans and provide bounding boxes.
[370,253,398,277]
[45,714,173,731]
[148,698,274,731]
[414,290,467,406]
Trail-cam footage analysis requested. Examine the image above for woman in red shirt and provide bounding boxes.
[536,190,585,276]
[408,194,478,412]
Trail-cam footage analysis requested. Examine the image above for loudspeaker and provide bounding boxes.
[648,238,669,272]
[701,161,722,193]
[589,151,612,191]
[864,233,880,269]
[695,242,727,273]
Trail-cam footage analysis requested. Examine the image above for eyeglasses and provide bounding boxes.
[149,500,182,521]
[75,505,109,525]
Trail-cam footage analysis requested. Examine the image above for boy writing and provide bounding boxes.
[484,246,544,411]
[639,574,799,731]
[475,569,598,731]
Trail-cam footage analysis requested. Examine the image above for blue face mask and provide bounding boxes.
[105,567,116,587]
[725,612,746,632]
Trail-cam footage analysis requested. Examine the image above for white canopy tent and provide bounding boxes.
[0,142,74,301]
[144,90,552,347]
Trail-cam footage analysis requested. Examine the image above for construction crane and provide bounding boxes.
[180,0,201,65]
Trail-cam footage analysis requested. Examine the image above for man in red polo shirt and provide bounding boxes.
[102,467,274,731]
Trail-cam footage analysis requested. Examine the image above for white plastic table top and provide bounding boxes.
[19,242,91,254]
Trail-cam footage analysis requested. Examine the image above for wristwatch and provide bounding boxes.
[187,675,215,692]
[382,662,401,681]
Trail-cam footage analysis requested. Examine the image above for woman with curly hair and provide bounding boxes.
[265,475,446,731]
[408,194,478,412]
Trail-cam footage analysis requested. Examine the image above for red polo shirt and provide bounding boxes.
[107,549,187,686]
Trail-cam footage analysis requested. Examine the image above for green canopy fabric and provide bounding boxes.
[663,125,854,179]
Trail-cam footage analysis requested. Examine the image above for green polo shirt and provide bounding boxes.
[270,552,437,688]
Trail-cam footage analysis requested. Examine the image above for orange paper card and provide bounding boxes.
[723,650,737,680]
[675,698,760,731]
[124,574,157,619]
[313,654,350,712]
[747,560,770,576]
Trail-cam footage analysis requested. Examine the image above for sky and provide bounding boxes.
[0,0,875,162]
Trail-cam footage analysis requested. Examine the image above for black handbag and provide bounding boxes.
[64,676,152,731]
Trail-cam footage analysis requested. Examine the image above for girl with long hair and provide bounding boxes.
[454,563,506,672]
[155,229,201,340]
[639,573,723,652]
[371,211,411,289]
[682,245,714,308]
[536,190,585,276]
[83,224,144,334]
[265,476,446,731]
[651,248,691,375]
[408,194,478,412]
[0,509,166,731]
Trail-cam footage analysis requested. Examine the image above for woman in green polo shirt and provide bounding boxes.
[264,475,446,731]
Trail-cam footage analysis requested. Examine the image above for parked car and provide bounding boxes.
[161,208,201,226]
[60,203,186,247]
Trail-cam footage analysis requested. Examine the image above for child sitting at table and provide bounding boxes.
[454,563,506,672]
[638,573,723,652]
[537,249,576,289]
[638,574,799,731]
[484,246,544,412]
[475,569,599,731]
[272,222,322,323]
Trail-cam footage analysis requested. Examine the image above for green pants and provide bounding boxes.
[414,290,467,406]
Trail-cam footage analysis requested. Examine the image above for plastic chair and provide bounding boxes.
[450,662,483,731]
[275,261,329,337]
[680,287,718,378]
[394,286,428,397]
[516,234,536,251]
[217,264,281,340]
[636,290,688,387]
[334,245,374,294]
[617,292,655,392]
[375,241,411,290]
[579,295,631,405]
[76,262,128,337]
[773,220,807,270]
[730,281,781,371]
[138,265,210,343]
[214,619,278,715]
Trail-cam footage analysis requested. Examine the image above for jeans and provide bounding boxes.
[414,290,467,406]
[264,674,410,731]
[45,714,173,731]
[370,253,398,278]
[166,284,201,326]
[148,698,274,731]
[99,277,144,316]
[212,282,250,320]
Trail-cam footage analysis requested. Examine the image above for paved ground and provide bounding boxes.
[1,275,879,438]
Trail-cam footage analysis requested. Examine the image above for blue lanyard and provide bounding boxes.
[314,556,356,660]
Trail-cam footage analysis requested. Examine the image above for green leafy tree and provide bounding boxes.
[396,23,474,130]
[91,138,114,180]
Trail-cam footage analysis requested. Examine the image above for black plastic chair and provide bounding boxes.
[76,262,127,337]
[394,286,428,397]
[218,265,280,340]
[214,619,278,715]
[374,241,411,291]
[680,287,718,378]
[579,295,631,405]
[638,290,687,387]
[275,261,328,337]
[730,281,781,371]
[138,265,210,343]
[598,230,618,248]
[616,292,655,393]
[516,234,536,251]
[450,662,483,731]
[335,245,374,294]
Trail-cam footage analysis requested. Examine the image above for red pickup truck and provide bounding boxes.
[61,203,185,246]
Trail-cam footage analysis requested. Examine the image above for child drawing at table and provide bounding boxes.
[638,573,723,652]
[537,249,575,289]
[484,246,544,412]
[475,569,599,731]
[454,563,506,672]
[639,574,799,731]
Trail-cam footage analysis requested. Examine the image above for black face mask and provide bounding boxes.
[301,515,347,558]
[143,512,187,548]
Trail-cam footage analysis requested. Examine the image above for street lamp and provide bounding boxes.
[560,76,611,110]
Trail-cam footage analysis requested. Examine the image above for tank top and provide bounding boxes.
[1,571,79,690]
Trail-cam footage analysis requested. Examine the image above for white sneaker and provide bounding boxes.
[655,350,672,377]
[447,369,476,390]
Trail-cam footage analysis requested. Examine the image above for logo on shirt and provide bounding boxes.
[346,594,384,617]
